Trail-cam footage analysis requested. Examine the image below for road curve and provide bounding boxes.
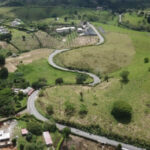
[27,91,145,150]
[48,23,104,86]
[27,24,145,150]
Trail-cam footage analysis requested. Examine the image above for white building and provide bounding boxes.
[0,130,10,141]
[56,27,75,33]
[11,18,22,27]
[0,26,9,35]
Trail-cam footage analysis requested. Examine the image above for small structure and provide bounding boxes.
[13,87,34,96]
[0,131,10,141]
[43,131,53,146]
[84,27,97,36]
[56,27,75,33]
[11,18,22,27]
[77,28,83,33]
[0,26,9,35]
[21,128,28,136]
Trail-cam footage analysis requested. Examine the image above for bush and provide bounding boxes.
[32,78,47,89]
[144,57,149,63]
[43,122,57,132]
[0,67,8,79]
[120,71,129,84]
[116,144,122,150]
[26,133,32,142]
[79,104,88,115]
[12,138,17,146]
[111,101,132,123]
[46,105,54,115]
[27,121,42,135]
[76,74,88,84]
[55,78,64,85]
[0,55,5,67]
[64,101,75,115]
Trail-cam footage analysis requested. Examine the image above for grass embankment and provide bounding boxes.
[17,58,92,85]
[37,24,150,147]
[54,32,135,75]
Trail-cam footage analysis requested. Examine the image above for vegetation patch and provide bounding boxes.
[54,32,135,75]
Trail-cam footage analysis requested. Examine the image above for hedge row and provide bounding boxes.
[55,118,150,150]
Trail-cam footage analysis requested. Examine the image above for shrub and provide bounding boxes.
[55,78,64,85]
[76,74,88,84]
[32,78,47,89]
[20,144,24,150]
[62,127,71,138]
[120,71,129,84]
[79,104,88,115]
[26,133,32,142]
[46,105,54,115]
[0,67,8,79]
[116,144,122,150]
[111,101,132,123]
[144,57,149,63]
[0,55,5,67]
[64,101,75,115]
[43,122,57,132]
[12,138,17,146]
[27,121,42,135]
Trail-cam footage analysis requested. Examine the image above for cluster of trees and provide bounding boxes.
[2,0,150,10]
[0,33,12,43]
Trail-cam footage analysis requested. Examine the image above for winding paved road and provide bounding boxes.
[27,24,145,150]
[49,23,104,86]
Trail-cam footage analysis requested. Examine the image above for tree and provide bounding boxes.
[104,75,109,82]
[0,55,5,67]
[32,78,47,89]
[147,16,150,24]
[62,127,71,139]
[116,144,122,150]
[76,74,88,84]
[43,122,57,132]
[64,17,68,22]
[46,105,54,115]
[22,35,26,41]
[80,92,84,101]
[64,101,75,115]
[27,121,42,135]
[120,71,129,85]
[12,138,17,146]
[79,104,88,116]
[26,133,32,142]
[55,78,63,85]
[20,144,24,150]
[0,67,8,79]
[144,57,149,63]
[24,143,36,150]
[111,100,132,123]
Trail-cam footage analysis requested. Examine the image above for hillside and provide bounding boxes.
[1,0,150,10]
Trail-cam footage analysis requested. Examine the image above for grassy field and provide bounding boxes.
[36,24,150,147]
[54,32,135,75]
[17,58,92,85]
[10,29,40,51]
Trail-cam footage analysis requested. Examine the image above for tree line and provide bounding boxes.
[2,0,150,10]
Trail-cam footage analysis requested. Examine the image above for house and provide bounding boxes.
[84,27,97,36]
[0,131,10,141]
[56,27,75,33]
[0,26,9,35]
[13,87,34,96]
[21,128,28,136]
[11,18,22,27]
[77,28,83,33]
[43,131,53,146]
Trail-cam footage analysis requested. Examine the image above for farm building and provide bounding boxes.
[0,26,9,35]
[13,87,34,96]
[11,18,22,27]
[56,27,75,33]
[43,131,53,146]
[21,128,28,136]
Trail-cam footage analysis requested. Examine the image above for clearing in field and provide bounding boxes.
[54,32,135,75]
[6,48,53,72]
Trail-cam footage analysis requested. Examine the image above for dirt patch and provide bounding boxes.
[61,135,115,150]
[6,48,53,72]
